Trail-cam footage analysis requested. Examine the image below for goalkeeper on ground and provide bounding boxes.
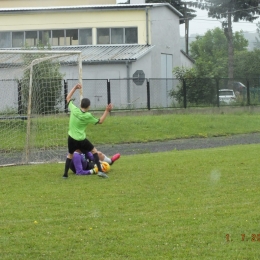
[63,83,113,179]
[69,150,120,175]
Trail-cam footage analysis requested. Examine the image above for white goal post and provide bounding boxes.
[0,50,83,166]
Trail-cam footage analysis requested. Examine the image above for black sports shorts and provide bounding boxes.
[67,135,94,154]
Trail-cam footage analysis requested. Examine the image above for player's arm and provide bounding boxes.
[98,103,113,124]
[66,83,81,104]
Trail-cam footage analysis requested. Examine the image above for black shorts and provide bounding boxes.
[67,135,94,154]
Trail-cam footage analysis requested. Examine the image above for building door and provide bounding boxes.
[161,54,173,107]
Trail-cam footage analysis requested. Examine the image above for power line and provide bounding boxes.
[192,18,259,25]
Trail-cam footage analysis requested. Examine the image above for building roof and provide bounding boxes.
[1,45,154,64]
[0,3,183,17]
[53,44,155,63]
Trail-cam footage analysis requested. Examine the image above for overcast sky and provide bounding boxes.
[116,1,259,37]
[180,8,259,37]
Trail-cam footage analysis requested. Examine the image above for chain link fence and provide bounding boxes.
[2,77,260,115]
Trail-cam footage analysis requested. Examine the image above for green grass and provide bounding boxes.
[89,112,260,143]
[1,144,260,259]
[1,112,260,151]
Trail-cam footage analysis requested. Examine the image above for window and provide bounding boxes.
[12,32,24,47]
[111,28,123,44]
[0,32,11,48]
[0,27,138,49]
[66,29,78,45]
[125,27,137,44]
[97,28,110,44]
[39,30,51,45]
[25,31,38,47]
[97,27,137,44]
[79,29,92,45]
[52,30,65,46]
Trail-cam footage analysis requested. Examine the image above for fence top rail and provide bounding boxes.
[0,50,82,54]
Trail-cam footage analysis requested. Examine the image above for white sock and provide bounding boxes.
[103,155,112,164]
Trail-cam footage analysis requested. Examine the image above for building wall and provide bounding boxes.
[60,52,152,109]
[0,0,116,8]
[180,53,194,68]
[149,6,181,78]
[0,9,148,44]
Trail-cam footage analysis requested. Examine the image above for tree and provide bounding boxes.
[189,28,248,78]
[20,44,64,115]
[169,66,217,105]
[169,28,249,105]
[190,0,260,85]
[234,49,260,79]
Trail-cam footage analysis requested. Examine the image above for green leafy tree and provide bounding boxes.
[190,0,260,81]
[20,44,64,115]
[190,28,248,78]
[170,28,248,104]
[169,66,216,105]
[234,49,260,79]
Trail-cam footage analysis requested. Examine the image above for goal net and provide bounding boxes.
[0,50,82,166]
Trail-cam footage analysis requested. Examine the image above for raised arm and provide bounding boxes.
[99,103,113,124]
[66,83,81,104]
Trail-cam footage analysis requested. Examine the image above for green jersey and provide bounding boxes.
[68,101,99,141]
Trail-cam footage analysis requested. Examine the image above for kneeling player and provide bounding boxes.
[69,150,120,178]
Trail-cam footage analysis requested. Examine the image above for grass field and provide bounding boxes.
[1,112,260,151]
[1,112,260,259]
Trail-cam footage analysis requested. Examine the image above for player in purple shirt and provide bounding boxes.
[70,150,120,176]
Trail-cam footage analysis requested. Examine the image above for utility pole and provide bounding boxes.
[184,3,189,54]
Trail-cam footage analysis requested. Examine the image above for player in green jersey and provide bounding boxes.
[63,83,112,178]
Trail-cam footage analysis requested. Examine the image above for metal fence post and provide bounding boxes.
[107,79,111,104]
[147,79,150,110]
[64,80,68,113]
[183,79,187,108]
[246,79,250,106]
[17,80,22,115]
[216,78,219,107]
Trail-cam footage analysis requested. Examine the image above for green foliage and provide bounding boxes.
[169,67,217,105]
[189,28,248,78]
[20,43,64,115]
[170,28,251,104]
[234,49,260,79]
[189,0,260,79]
[1,144,260,259]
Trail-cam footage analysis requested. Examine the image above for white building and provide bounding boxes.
[0,1,194,110]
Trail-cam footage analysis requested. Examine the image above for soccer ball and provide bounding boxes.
[101,161,111,173]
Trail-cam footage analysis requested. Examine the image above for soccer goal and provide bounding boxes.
[0,50,82,166]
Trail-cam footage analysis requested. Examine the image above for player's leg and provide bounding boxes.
[98,151,120,165]
[110,153,120,165]
[63,153,73,178]
[91,147,108,178]
[63,136,78,178]
[81,139,108,178]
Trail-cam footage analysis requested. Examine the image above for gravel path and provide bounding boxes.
[2,133,260,166]
[96,133,260,156]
